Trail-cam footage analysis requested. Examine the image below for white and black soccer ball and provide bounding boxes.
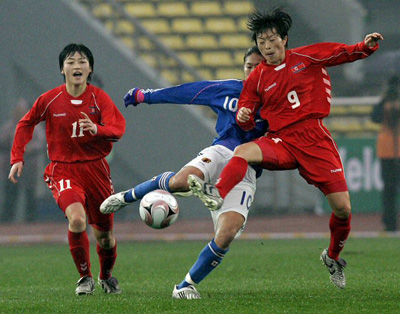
[139,190,179,229]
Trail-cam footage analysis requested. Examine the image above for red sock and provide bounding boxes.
[216,156,248,199]
[328,213,352,260]
[68,230,91,278]
[97,243,117,280]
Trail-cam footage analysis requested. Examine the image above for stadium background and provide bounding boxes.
[0,0,399,238]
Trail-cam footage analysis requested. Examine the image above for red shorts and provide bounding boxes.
[254,119,348,195]
[44,158,115,230]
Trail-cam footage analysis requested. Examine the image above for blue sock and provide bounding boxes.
[124,172,175,202]
[177,238,229,289]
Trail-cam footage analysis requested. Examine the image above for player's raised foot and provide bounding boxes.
[187,175,223,211]
[100,191,130,214]
[75,276,95,295]
[320,248,347,289]
[172,285,201,299]
[98,275,122,294]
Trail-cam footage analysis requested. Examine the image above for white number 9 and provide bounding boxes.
[287,91,300,109]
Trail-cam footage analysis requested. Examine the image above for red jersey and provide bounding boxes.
[11,84,126,164]
[237,41,379,132]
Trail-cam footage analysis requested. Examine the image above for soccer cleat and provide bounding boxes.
[187,175,223,211]
[172,190,193,197]
[320,248,347,289]
[172,285,201,299]
[75,276,95,295]
[100,191,130,214]
[98,275,122,294]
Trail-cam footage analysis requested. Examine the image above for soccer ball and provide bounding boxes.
[139,190,179,229]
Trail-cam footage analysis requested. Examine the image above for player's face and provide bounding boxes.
[257,28,287,66]
[61,51,92,86]
[244,53,264,79]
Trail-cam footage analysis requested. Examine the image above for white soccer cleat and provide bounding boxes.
[172,190,193,197]
[187,175,223,211]
[320,248,347,289]
[75,276,95,295]
[98,275,122,294]
[100,191,130,214]
[172,285,201,299]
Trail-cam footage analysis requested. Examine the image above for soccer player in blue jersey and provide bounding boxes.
[100,46,266,299]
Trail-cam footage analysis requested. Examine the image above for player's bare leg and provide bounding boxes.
[214,212,245,250]
[169,166,203,197]
[327,191,351,219]
[321,191,351,289]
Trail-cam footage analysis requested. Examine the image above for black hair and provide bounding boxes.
[243,46,262,63]
[247,8,292,48]
[59,43,94,82]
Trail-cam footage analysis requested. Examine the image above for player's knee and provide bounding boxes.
[68,216,86,232]
[333,202,351,219]
[97,234,114,249]
[233,145,249,159]
[233,143,259,163]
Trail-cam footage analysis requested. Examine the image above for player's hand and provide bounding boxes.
[237,107,252,123]
[79,112,97,135]
[364,32,383,48]
[8,161,23,184]
[124,88,144,108]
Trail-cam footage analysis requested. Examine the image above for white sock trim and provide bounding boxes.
[130,189,137,201]
[185,273,196,285]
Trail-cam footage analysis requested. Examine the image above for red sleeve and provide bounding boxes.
[291,41,379,67]
[236,68,262,131]
[11,96,45,165]
[95,90,126,141]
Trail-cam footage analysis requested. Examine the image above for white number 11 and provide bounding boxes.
[71,121,84,138]
[59,179,71,192]
[287,91,300,109]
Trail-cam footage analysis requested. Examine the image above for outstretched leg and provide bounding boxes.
[101,167,205,214]
[172,212,244,299]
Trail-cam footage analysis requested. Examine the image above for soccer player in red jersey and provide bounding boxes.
[188,9,383,289]
[8,44,126,295]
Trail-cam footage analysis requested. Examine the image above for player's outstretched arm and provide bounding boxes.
[124,88,143,108]
[8,161,23,184]
[364,32,383,48]
[124,80,242,109]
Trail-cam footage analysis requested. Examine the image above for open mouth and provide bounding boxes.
[73,72,83,77]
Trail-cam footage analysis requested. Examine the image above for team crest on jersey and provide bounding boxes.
[89,106,99,114]
[201,157,212,163]
[291,62,306,74]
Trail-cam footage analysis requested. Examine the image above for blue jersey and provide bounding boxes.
[142,79,268,151]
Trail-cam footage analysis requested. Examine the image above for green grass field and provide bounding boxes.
[1,237,399,313]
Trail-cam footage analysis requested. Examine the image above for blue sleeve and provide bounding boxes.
[143,80,243,108]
